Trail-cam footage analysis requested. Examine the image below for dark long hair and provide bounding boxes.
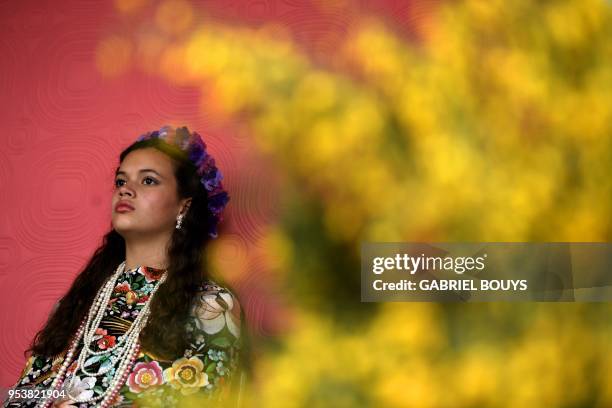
[26,136,252,377]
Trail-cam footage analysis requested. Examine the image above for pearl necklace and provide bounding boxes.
[37,261,167,408]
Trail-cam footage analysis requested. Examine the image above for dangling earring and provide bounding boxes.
[176,214,184,230]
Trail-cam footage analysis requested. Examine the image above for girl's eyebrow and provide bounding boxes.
[115,169,164,179]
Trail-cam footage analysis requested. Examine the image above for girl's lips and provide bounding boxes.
[115,205,134,213]
[115,200,135,212]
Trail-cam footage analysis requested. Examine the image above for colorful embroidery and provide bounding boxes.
[3,267,242,408]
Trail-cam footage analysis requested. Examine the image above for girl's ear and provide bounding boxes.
[181,197,192,215]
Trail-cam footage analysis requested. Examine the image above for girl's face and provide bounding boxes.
[111,147,189,238]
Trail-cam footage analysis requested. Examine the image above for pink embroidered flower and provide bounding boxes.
[95,329,116,350]
[127,361,164,393]
[97,335,116,349]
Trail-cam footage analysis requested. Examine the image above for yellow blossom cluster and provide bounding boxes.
[99,1,612,406]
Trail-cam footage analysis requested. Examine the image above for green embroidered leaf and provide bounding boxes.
[124,391,138,399]
[206,362,217,373]
[211,337,231,348]
[94,385,104,394]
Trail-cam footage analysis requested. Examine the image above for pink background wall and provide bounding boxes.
[0,0,434,387]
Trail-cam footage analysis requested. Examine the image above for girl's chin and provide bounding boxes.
[112,223,138,234]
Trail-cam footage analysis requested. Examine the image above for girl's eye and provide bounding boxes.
[114,177,158,188]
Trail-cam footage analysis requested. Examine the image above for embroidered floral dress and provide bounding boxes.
[3,265,244,408]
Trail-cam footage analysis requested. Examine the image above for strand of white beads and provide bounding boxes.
[36,318,86,408]
[36,261,127,408]
[36,261,167,408]
[64,264,166,404]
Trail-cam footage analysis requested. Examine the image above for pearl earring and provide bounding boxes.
[176,214,184,229]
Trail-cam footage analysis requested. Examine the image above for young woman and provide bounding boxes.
[3,125,250,407]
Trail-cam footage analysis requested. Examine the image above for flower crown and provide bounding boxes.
[135,125,230,238]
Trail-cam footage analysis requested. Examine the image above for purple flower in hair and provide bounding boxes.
[208,191,229,215]
[202,168,223,191]
[189,138,208,168]
[197,155,216,176]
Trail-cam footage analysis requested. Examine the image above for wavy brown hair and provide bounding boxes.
[26,134,252,377]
